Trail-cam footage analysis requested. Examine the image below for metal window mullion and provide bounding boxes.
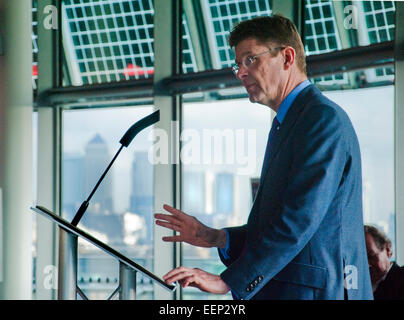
[85,3,118,81]
[107,2,127,81]
[307,9,316,54]
[74,39,146,50]
[153,0,180,300]
[89,2,111,82]
[70,2,93,84]
[394,0,404,266]
[381,5,391,41]
[328,3,346,83]
[305,0,347,84]
[319,16,329,52]
[131,16,148,80]
[117,1,135,81]
[220,1,231,66]
[35,0,64,300]
[308,2,320,54]
[181,16,198,73]
[77,0,102,83]
[182,0,206,72]
[129,3,149,79]
[62,3,83,86]
[374,9,382,43]
[128,1,145,78]
[200,0,221,69]
[118,0,138,78]
[360,1,391,82]
[233,0,241,21]
[139,0,153,77]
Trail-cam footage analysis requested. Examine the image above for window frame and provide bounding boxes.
[34,0,404,300]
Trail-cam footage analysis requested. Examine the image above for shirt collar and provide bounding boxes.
[276,79,311,124]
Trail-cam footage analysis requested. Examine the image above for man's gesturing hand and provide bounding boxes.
[154,204,227,248]
[163,266,230,295]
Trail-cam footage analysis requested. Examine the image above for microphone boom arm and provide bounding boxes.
[70,110,160,226]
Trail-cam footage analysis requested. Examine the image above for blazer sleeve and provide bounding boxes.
[220,104,349,300]
[218,225,248,266]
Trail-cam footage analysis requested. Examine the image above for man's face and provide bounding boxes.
[365,233,392,284]
[234,38,285,108]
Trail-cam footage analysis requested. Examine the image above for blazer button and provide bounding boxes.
[253,279,258,285]
[258,276,263,282]
[246,287,251,292]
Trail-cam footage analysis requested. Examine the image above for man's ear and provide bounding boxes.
[386,244,393,259]
[283,46,296,68]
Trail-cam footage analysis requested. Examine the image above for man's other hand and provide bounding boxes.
[154,204,227,248]
[163,266,230,294]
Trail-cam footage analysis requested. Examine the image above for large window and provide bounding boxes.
[62,106,155,299]
[181,96,272,299]
[305,0,343,55]
[182,0,272,73]
[32,0,399,301]
[305,0,395,85]
[62,0,155,85]
[180,69,395,299]
[323,79,395,254]
[204,0,272,69]
[60,0,274,82]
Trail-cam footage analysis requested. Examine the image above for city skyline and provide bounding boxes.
[62,132,239,247]
[61,84,396,251]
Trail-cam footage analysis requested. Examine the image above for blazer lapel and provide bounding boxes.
[253,84,316,201]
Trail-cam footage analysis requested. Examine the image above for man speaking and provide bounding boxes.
[155,14,373,300]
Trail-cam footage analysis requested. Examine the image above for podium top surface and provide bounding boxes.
[32,205,176,293]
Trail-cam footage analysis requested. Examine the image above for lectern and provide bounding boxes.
[32,206,176,300]
[31,110,176,299]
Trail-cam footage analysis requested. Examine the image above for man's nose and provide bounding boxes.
[236,65,248,80]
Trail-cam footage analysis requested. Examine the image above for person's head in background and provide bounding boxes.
[364,225,393,285]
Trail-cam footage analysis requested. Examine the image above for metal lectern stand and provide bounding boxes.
[32,111,169,300]
[32,206,176,300]
[58,230,78,299]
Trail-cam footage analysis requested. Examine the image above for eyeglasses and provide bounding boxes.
[232,47,286,76]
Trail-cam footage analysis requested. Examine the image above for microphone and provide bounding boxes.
[71,110,160,226]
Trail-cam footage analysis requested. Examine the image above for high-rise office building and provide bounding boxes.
[182,171,206,216]
[215,172,234,216]
[130,151,153,243]
[62,153,85,221]
[84,134,113,215]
